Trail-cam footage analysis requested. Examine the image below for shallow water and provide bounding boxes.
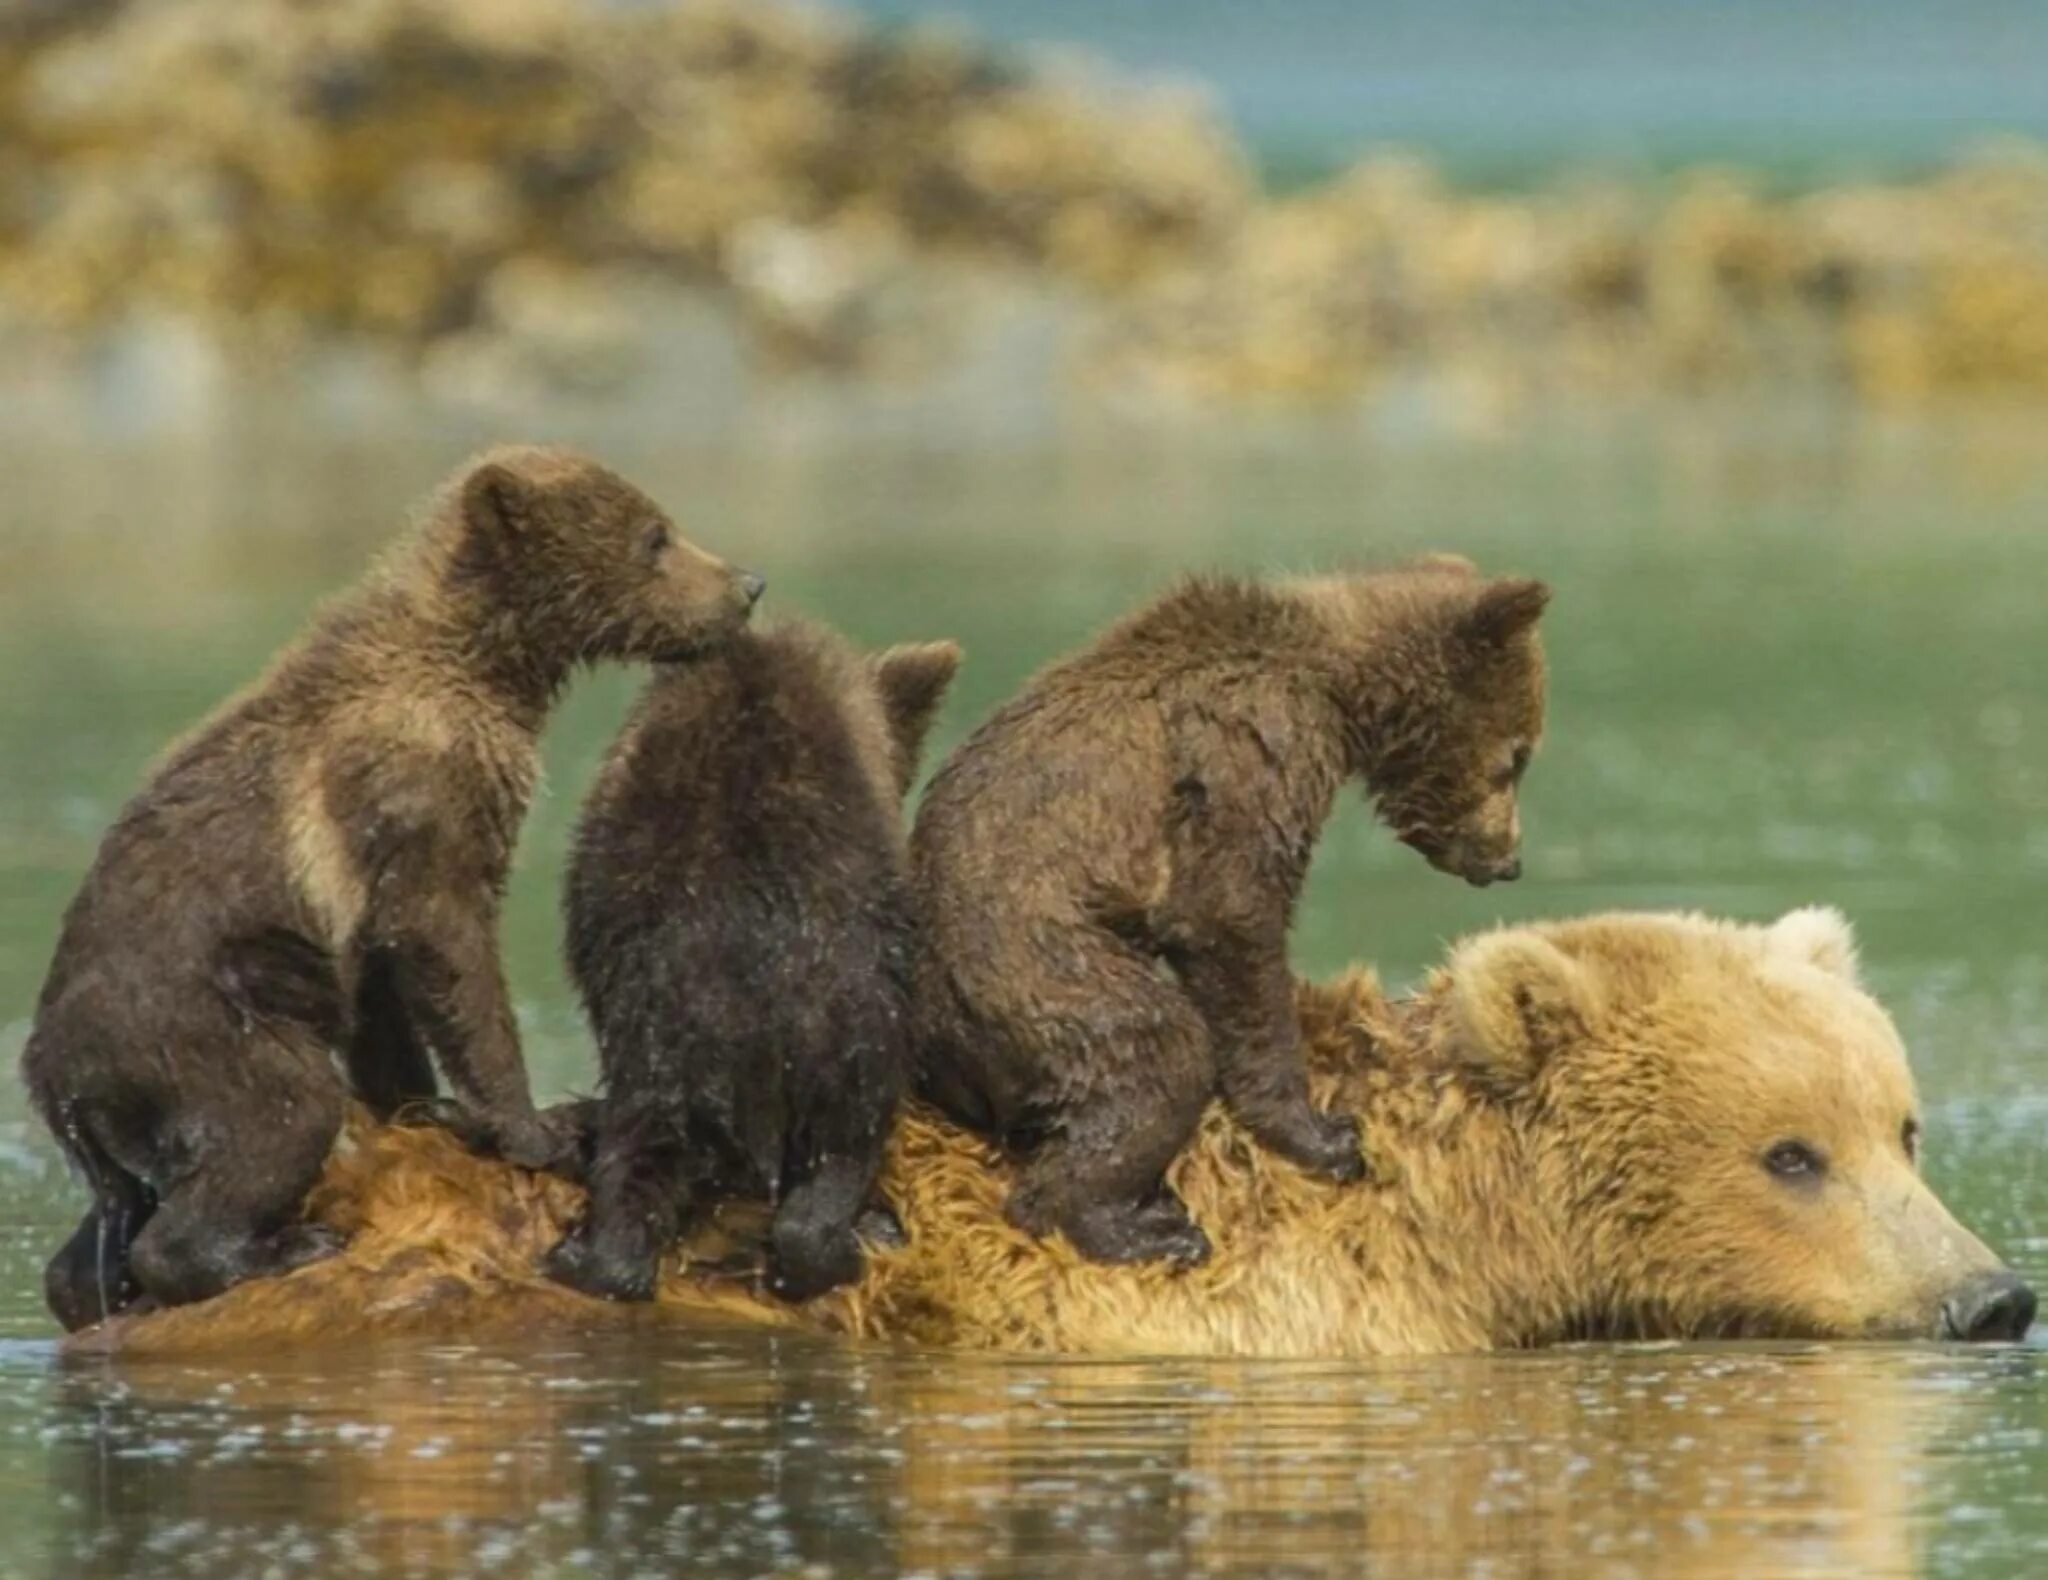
[2,393,2047,1574]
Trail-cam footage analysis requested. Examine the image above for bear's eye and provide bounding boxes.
[1763,1140,1827,1182]
[1902,1117,1921,1164]
[641,522,671,561]
[1497,744,1532,789]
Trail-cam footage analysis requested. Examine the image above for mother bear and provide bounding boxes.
[70,907,2033,1357]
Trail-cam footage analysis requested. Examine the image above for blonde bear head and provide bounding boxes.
[1440,907,2031,1345]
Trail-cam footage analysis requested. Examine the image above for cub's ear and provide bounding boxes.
[1412,551,1480,577]
[1763,906,1860,985]
[872,640,963,791]
[460,460,534,536]
[1443,929,1601,1091]
[1462,577,1551,649]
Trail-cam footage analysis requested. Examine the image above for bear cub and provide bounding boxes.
[546,620,961,1303]
[24,447,762,1331]
[912,556,1550,1268]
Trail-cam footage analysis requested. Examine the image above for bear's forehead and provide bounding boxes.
[1647,964,1917,1121]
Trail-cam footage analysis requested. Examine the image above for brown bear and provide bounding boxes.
[67,908,2034,1359]
[909,559,1550,1266]
[23,446,763,1331]
[544,621,961,1303]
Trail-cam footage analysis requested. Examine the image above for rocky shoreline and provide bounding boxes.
[4,0,2046,410]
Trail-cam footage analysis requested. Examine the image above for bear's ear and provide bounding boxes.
[460,460,536,537]
[1444,929,1601,1089]
[1763,906,1860,985]
[871,640,963,790]
[1460,577,1551,650]
[1412,551,1480,578]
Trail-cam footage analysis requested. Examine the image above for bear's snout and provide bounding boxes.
[738,571,767,608]
[1465,855,1521,887]
[1941,1270,2037,1343]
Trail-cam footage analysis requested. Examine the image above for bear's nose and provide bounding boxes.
[1942,1271,2037,1343]
[738,571,767,608]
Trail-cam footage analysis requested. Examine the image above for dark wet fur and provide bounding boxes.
[21,447,761,1329]
[546,623,958,1304]
[912,563,1550,1267]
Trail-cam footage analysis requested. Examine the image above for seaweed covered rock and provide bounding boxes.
[4,0,2047,405]
[1096,151,2048,407]
[0,0,1248,370]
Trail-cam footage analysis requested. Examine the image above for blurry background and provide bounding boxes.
[2,3,2048,1575]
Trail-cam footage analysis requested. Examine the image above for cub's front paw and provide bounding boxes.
[1063,1197,1213,1269]
[497,1106,595,1178]
[399,1101,590,1178]
[1288,1111,1369,1184]
[404,1096,494,1148]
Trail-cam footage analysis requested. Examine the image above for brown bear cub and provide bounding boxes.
[23,447,763,1331]
[912,558,1550,1268]
[546,621,960,1303]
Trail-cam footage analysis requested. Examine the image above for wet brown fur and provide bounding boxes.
[23,447,761,1330]
[910,559,1551,1264]
[70,909,2024,1360]
[549,621,960,1303]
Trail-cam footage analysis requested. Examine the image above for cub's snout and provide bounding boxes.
[1466,854,1521,888]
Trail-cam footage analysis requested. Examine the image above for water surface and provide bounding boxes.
[1,395,2045,1573]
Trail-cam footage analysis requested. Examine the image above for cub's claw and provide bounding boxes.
[854,1201,909,1250]
[542,1232,657,1303]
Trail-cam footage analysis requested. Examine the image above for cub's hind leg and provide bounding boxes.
[123,1040,347,1309]
[999,928,1215,1268]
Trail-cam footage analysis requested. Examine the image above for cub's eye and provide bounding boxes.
[1763,1140,1827,1182]
[1902,1117,1921,1164]
[1498,744,1532,789]
[641,523,671,561]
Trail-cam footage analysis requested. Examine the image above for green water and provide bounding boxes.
[2,400,2046,1574]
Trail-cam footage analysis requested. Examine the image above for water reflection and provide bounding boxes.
[22,1332,2037,1577]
